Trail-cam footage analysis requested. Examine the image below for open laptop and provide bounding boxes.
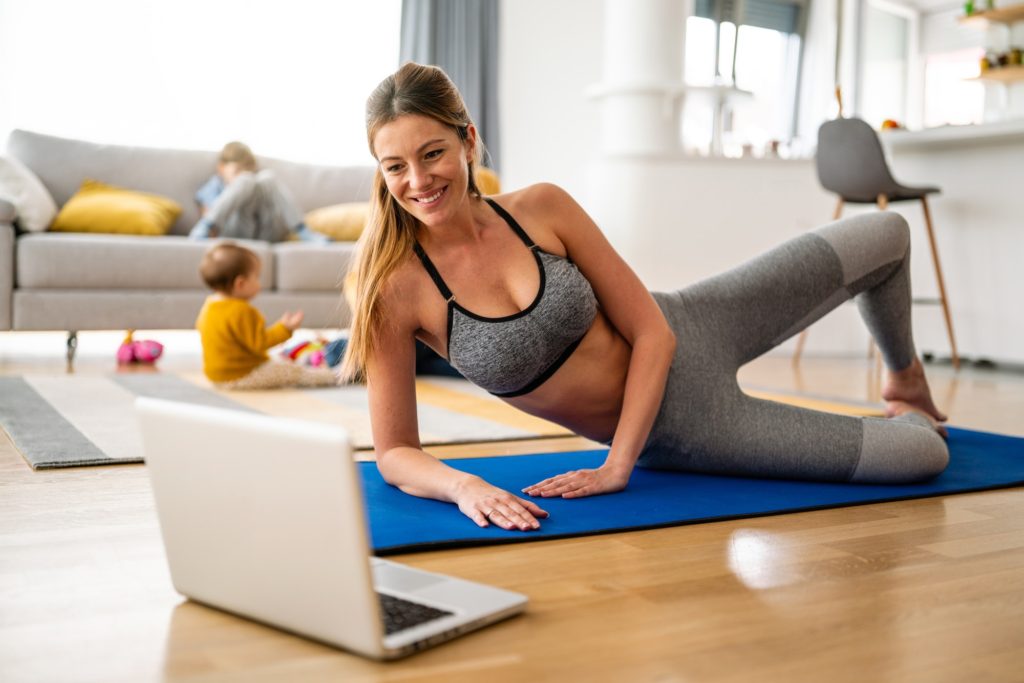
[136,397,526,660]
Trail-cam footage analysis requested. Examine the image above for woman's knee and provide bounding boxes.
[873,211,910,257]
[815,211,910,285]
[850,416,949,483]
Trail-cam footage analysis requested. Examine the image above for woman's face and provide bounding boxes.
[373,114,475,227]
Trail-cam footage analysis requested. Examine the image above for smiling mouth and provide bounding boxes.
[412,187,447,205]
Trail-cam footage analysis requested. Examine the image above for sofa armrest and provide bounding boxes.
[0,198,15,225]
[0,221,13,330]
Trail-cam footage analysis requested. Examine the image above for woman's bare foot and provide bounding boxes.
[882,358,948,436]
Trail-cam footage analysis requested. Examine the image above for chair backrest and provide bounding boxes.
[815,118,901,203]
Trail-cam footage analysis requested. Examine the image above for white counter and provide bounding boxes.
[880,119,1024,150]
[880,121,1024,364]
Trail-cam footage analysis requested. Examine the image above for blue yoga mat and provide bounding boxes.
[361,426,1024,555]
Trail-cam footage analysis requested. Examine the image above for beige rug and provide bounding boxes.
[0,372,572,469]
[0,372,882,470]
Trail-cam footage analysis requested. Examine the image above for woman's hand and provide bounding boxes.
[522,464,631,499]
[454,476,549,530]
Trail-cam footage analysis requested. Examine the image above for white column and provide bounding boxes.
[590,0,687,155]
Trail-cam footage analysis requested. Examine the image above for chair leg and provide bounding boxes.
[876,194,889,210]
[833,198,844,220]
[920,197,960,370]
[66,331,78,374]
[792,329,809,367]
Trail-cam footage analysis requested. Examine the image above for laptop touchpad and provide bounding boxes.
[374,562,447,593]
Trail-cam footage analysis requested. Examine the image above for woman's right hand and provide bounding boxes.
[454,476,549,530]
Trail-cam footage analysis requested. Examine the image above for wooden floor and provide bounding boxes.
[1,332,1022,682]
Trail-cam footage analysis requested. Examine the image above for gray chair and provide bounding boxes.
[793,117,959,369]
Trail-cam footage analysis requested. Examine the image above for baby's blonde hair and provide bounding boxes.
[218,141,258,172]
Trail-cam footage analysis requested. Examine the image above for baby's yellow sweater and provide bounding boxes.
[195,297,292,382]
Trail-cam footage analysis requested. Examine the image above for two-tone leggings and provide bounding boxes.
[639,211,949,483]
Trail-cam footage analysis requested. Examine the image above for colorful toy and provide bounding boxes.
[117,330,164,365]
[280,338,328,367]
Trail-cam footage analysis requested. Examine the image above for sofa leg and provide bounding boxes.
[66,331,78,373]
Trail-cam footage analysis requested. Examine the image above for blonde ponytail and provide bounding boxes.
[339,62,484,381]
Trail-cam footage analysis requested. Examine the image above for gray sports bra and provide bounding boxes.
[413,198,598,397]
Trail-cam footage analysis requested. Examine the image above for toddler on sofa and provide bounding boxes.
[196,242,337,390]
[189,141,328,243]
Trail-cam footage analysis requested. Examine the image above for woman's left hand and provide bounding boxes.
[522,465,631,499]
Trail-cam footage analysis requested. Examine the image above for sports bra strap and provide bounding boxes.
[485,198,536,249]
[412,241,455,303]
[413,199,537,305]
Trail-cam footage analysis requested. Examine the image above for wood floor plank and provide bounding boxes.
[1,335,1022,682]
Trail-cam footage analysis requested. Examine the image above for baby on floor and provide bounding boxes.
[196,242,337,390]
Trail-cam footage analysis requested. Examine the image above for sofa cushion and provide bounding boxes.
[259,157,376,215]
[16,234,274,290]
[50,179,182,236]
[0,198,15,225]
[0,155,58,232]
[0,224,12,328]
[304,201,369,241]
[273,242,355,292]
[7,130,380,238]
[475,166,502,195]
[7,130,216,236]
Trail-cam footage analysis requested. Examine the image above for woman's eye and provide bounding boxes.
[425,149,443,159]
[385,164,403,174]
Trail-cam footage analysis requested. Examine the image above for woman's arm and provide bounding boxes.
[521,184,677,498]
[367,283,548,529]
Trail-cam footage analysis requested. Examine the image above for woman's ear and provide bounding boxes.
[464,124,478,162]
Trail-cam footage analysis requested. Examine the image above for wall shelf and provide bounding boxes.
[959,3,1024,26]
[969,64,1024,82]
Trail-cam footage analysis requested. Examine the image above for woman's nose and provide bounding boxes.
[407,163,432,190]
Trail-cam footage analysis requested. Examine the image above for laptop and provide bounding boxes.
[135,397,527,660]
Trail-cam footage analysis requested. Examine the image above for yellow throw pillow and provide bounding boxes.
[50,179,182,236]
[305,168,500,242]
[304,201,369,242]
[475,166,501,195]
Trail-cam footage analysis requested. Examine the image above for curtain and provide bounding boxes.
[400,0,501,170]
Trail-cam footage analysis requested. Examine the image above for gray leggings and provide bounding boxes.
[638,211,949,484]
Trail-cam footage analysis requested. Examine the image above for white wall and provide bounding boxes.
[498,0,604,203]
[499,0,993,362]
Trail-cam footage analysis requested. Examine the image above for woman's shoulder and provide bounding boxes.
[491,182,574,210]
[376,252,431,315]
[490,183,589,243]
[490,183,578,228]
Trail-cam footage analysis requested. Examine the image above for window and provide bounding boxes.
[857,0,918,129]
[682,0,806,157]
[923,48,985,127]
[0,0,402,165]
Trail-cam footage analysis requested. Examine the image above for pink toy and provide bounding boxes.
[117,331,164,365]
[133,339,164,363]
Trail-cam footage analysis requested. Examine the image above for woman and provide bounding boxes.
[342,63,949,532]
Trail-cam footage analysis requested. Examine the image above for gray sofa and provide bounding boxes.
[1,130,376,356]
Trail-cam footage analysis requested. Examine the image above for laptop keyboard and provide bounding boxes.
[377,592,454,635]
